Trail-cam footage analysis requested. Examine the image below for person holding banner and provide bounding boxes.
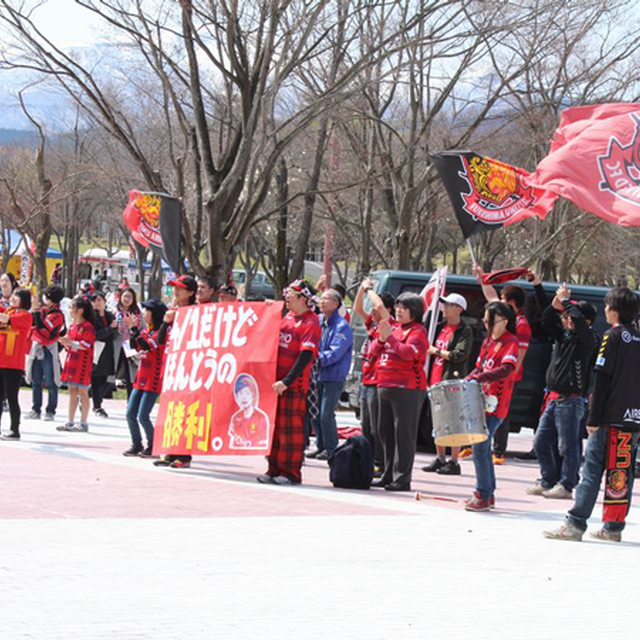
[123,299,168,457]
[196,276,216,305]
[544,288,640,542]
[154,275,198,469]
[257,279,321,486]
[422,293,473,475]
[370,293,429,492]
[464,302,519,511]
[0,289,33,440]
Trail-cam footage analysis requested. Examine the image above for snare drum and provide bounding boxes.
[428,379,488,447]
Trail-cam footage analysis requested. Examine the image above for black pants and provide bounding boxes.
[361,384,383,467]
[493,382,519,456]
[377,387,426,485]
[0,368,23,434]
[91,374,109,409]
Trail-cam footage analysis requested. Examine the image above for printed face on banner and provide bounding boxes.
[459,155,538,225]
[154,302,283,456]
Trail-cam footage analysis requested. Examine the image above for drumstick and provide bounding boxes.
[366,289,390,320]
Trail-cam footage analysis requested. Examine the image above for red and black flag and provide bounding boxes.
[431,151,556,239]
[122,190,182,273]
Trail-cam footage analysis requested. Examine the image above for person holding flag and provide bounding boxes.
[422,293,473,475]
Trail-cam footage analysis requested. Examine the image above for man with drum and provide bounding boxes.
[422,293,473,476]
[464,302,519,511]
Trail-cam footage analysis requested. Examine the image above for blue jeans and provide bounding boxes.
[32,348,58,415]
[126,388,159,448]
[534,397,585,491]
[472,415,503,499]
[568,428,639,533]
[313,380,343,453]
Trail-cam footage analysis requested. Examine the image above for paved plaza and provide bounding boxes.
[1,390,638,639]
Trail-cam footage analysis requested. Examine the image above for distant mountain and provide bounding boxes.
[0,128,38,147]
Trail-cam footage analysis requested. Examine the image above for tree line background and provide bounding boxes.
[0,0,639,297]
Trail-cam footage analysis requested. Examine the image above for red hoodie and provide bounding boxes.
[0,308,32,371]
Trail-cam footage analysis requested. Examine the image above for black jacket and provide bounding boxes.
[93,310,117,377]
[588,324,640,429]
[429,318,474,381]
[542,301,597,397]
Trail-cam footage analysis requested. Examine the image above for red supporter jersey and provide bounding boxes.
[132,327,166,394]
[61,320,96,386]
[32,306,65,346]
[429,323,458,387]
[476,332,519,418]
[0,309,32,371]
[361,315,379,386]
[514,312,531,382]
[228,408,270,449]
[276,310,321,394]
[371,321,429,390]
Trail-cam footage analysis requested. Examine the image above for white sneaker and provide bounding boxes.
[589,528,622,542]
[525,484,547,496]
[256,474,274,484]
[273,475,296,486]
[542,484,573,499]
[543,522,583,541]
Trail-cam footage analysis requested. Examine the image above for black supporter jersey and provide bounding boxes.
[587,324,640,429]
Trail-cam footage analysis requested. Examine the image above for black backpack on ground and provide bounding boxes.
[328,435,373,490]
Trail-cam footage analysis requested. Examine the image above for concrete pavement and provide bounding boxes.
[0,390,638,639]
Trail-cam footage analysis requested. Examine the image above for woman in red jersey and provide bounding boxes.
[370,292,429,492]
[464,301,519,512]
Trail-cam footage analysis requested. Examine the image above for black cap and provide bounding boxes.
[141,298,168,315]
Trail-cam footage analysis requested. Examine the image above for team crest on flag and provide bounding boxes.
[597,112,640,208]
[459,155,538,225]
[431,152,556,238]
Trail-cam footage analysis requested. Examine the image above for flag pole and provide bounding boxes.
[466,238,478,267]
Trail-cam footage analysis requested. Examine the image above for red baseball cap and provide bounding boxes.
[168,275,197,292]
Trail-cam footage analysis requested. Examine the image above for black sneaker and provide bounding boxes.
[94,408,108,418]
[437,460,461,476]
[422,458,446,473]
[304,449,321,459]
[153,457,173,467]
[138,447,156,458]
[1,431,20,440]
[516,450,537,461]
[316,450,330,461]
[123,446,143,457]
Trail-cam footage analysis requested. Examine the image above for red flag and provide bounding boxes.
[520,103,640,227]
[419,266,447,315]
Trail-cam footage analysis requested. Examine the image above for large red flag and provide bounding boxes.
[524,103,640,226]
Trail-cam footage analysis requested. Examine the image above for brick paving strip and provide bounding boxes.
[0,391,638,639]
